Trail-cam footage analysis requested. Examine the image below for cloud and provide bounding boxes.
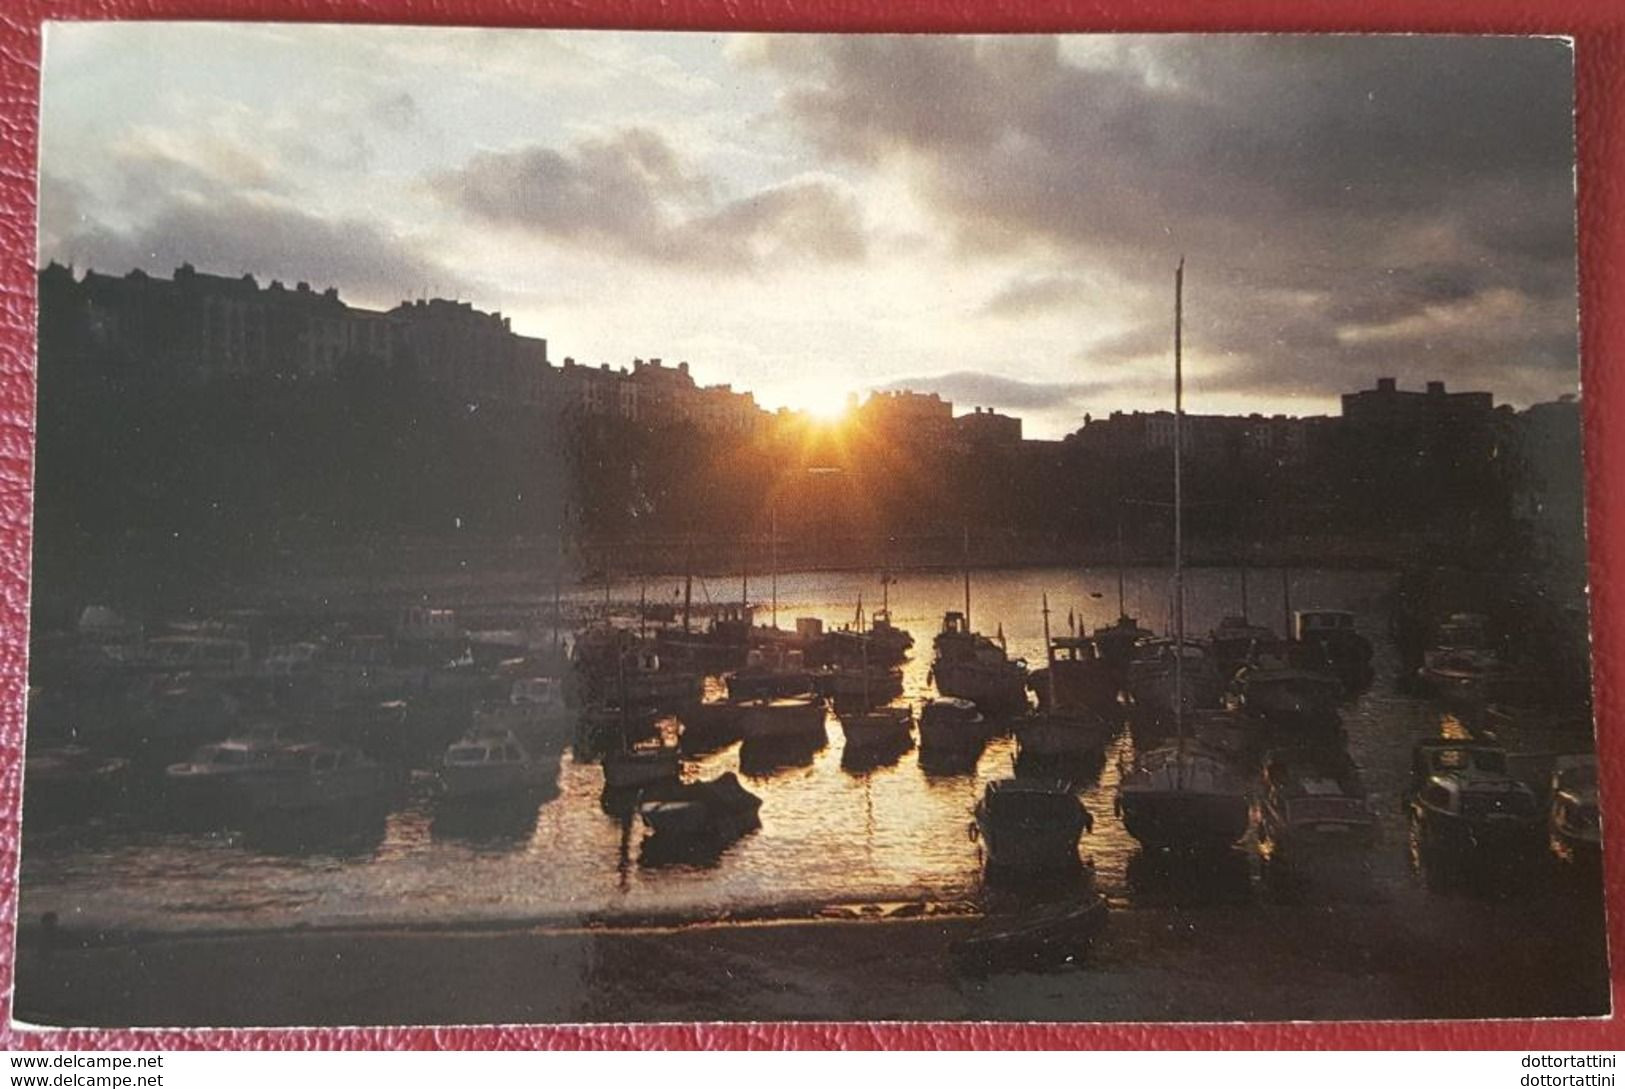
[431,127,867,271]
[753,35,1580,405]
[44,187,467,308]
[982,274,1088,318]
[881,370,1117,412]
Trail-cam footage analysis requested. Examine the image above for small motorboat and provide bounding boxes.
[638,772,763,846]
[1013,711,1114,761]
[164,728,294,811]
[1258,745,1378,851]
[1548,753,1601,866]
[725,647,815,702]
[437,728,553,800]
[918,696,988,754]
[736,695,827,744]
[837,704,914,752]
[1405,739,1542,854]
[1125,639,1224,720]
[951,894,1108,975]
[973,778,1093,876]
[1232,657,1343,732]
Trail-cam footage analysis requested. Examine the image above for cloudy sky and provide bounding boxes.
[38,26,1579,437]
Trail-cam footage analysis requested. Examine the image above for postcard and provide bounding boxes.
[13,25,1603,1027]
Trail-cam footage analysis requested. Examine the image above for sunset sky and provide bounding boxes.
[38,26,1579,438]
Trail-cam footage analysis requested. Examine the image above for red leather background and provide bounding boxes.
[0,0,1620,1050]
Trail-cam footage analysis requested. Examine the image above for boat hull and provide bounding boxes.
[1119,789,1251,851]
[737,698,827,743]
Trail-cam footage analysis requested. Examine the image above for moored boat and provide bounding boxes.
[930,612,1029,715]
[437,728,553,800]
[837,704,914,752]
[1118,741,1253,852]
[736,695,827,743]
[973,778,1093,876]
[1405,739,1542,855]
[638,772,763,846]
[237,742,396,814]
[918,696,988,754]
[1548,754,1600,865]
[1258,745,1378,851]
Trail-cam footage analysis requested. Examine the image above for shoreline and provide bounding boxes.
[13,886,1610,1028]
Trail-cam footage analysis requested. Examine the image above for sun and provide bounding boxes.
[796,387,856,424]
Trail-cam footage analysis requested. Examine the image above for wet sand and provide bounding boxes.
[13,888,1610,1028]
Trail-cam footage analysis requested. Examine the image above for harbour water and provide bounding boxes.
[14,565,1610,1023]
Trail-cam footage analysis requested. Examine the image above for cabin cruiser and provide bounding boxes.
[1405,740,1542,854]
[1258,746,1378,851]
[1419,614,1522,705]
[1232,656,1343,733]
[930,612,1028,714]
[638,772,763,846]
[164,728,294,810]
[973,778,1093,876]
[1125,639,1224,720]
[237,742,395,814]
[1549,754,1601,865]
[471,676,572,752]
[736,694,827,744]
[438,728,553,800]
[1117,740,1252,852]
[1027,636,1118,716]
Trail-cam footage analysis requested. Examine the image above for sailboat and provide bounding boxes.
[1092,519,1155,684]
[1116,259,1252,852]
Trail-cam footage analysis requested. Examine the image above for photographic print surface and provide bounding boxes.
[14,25,1605,1027]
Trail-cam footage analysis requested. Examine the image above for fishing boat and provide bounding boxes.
[1028,637,1118,715]
[1115,259,1254,854]
[1405,739,1542,854]
[437,727,553,800]
[1208,614,1281,681]
[1258,745,1378,851]
[1549,754,1601,865]
[930,612,1028,714]
[973,778,1093,876]
[1016,595,1116,761]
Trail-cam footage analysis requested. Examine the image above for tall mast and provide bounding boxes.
[1174,257,1186,753]
[1240,562,1250,624]
[962,526,972,629]
[1117,518,1128,620]
[770,505,779,631]
[1042,593,1057,712]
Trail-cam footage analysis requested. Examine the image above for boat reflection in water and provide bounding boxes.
[638,772,763,868]
[430,793,546,850]
[739,731,827,777]
[239,797,392,859]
